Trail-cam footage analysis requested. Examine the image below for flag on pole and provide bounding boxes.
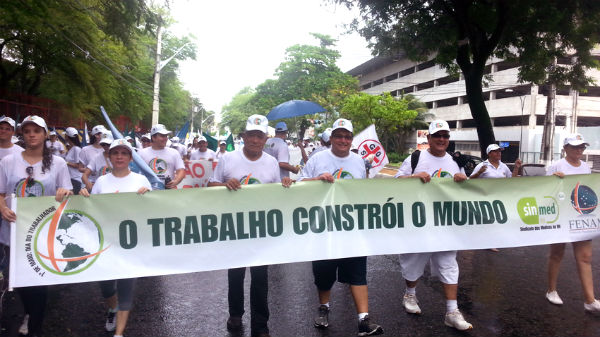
[352,124,389,178]
[82,123,89,146]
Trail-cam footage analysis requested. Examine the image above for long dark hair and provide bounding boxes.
[41,142,53,174]
[68,135,81,148]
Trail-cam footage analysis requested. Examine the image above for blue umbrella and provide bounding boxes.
[266,100,325,121]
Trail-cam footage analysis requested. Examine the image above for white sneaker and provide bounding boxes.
[444,309,473,331]
[402,293,421,314]
[584,299,600,314]
[105,309,117,331]
[18,314,29,335]
[546,291,563,305]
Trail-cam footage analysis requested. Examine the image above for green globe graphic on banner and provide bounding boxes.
[34,204,107,275]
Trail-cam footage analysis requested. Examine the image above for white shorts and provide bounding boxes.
[399,251,459,284]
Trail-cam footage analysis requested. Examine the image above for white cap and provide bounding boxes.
[65,127,78,137]
[428,120,450,135]
[332,118,353,134]
[198,135,207,142]
[99,131,114,145]
[171,136,179,142]
[124,136,132,141]
[245,114,269,133]
[141,133,151,140]
[21,115,48,133]
[219,140,226,145]
[563,133,589,147]
[11,136,18,144]
[91,125,106,135]
[0,116,15,129]
[321,128,332,143]
[486,144,502,154]
[108,138,133,153]
[150,124,171,136]
[49,130,57,136]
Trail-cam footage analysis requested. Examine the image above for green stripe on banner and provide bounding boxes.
[10,174,600,287]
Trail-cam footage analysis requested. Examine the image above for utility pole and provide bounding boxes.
[540,57,557,164]
[152,21,163,126]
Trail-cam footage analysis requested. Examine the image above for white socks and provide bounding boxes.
[446,299,458,312]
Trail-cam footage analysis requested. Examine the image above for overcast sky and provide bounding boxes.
[169,0,373,116]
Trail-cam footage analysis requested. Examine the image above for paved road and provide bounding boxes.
[1,241,599,337]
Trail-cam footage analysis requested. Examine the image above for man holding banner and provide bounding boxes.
[208,114,291,337]
[298,118,384,337]
[394,119,472,331]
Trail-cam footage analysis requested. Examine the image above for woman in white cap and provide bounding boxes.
[79,124,107,168]
[0,115,72,337]
[64,127,84,194]
[544,133,600,313]
[46,130,65,157]
[81,139,151,337]
[81,131,113,191]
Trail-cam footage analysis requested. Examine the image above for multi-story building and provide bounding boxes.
[347,52,600,167]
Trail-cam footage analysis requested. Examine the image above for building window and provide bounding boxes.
[436,97,458,108]
[400,66,416,77]
[495,60,519,71]
[385,73,399,82]
[416,80,435,91]
[361,83,372,90]
[373,78,384,86]
[437,75,460,86]
[416,59,436,71]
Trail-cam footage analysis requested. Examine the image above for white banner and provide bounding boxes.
[177,159,215,188]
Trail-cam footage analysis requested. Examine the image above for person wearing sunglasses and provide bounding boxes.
[80,138,151,337]
[0,115,72,337]
[81,131,114,191]
[544,133,599,313]
[394,119,472,331]
[297,118,384,337]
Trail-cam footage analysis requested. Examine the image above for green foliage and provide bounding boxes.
[220,87,263,136]
[340,92,428,153]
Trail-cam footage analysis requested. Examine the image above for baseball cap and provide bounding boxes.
[0,116,15,129]
[428,120,450,135]
[21,115,48,133]
[321,128,332,143]
[171,136,179,142]
[141,133,151,141]
[65,127,78,138]
[49,130,57,136]
[486,144,503,154]
[108,138,133,153]
[332,118,353,134]
[91,125,106,135]
[275,121,288,132]
[219,140,226,145]
[245,114,269,133]
[198,135,207,142]
[150,124,171,136]
[99,131,114,145]
[564,133,589,147]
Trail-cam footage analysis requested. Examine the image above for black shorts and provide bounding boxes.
[312,256,367,290]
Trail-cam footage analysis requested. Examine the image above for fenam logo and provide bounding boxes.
[34,200,109,275]
[571,182,597,215]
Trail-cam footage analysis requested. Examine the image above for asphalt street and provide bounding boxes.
[1,241,599,337]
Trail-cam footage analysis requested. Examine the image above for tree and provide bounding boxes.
[338,0,600,156]
[220,87,263,135]
[340,92,424,153]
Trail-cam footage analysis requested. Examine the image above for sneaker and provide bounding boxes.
[314,305,329,329]
[105,310,116,332]
[584,299,600,314]
[444,309,473,331]
[226,316,243,331]
[403,293,421,314]
[357,315,383,336]
[18,314,29,335]
[546,291,563,305]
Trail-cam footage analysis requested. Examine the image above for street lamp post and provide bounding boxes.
[505,89,526,160]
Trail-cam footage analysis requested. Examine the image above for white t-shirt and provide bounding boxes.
[87,152,112,183]
[171,143,188,158]
[64,146,83,181]
[0,144,23,160]
[470,160,512,179]
[308,145,329,160]
[190,148,216,161]
[264,137,291,179]
[210,150,280,185]
[138,147,185,184]
[546,158,591,176]
[91,171,152,194]
[79,144,104,166]
[0,154,72,245]
[216,150,227,160]
[299,149,366,180]
[46,140,65,156]
[395,150,464,178]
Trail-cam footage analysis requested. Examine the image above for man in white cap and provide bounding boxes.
[141,133,151,149]
[215,139,227,161]
[208,114,291,337]
[138,124,185,189]
[0,116,23,159]
[189,135,216,161]
[308,128,332,160]
[297,118,383,337]
[169,136,187,159]
[470,144,521,179]
[46,130,65,157]
[394,119,472,331]
[264,121,298,179]
[81,131,113,191]
[79,124,107,168]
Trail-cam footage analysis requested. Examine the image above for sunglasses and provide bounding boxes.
[430,134,450,139]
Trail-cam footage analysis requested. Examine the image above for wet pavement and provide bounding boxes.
[1,240,599,337]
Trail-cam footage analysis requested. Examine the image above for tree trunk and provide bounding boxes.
[463,72,496,159]
[540,83,556,163]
